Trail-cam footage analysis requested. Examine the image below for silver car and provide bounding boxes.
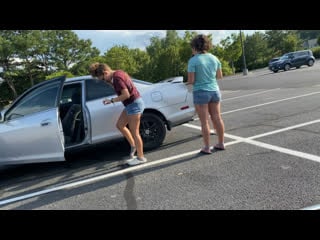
[0,75,195,165]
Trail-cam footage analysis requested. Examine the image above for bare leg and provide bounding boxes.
[195,103,211,149]
[116,110,135,147]
[208,101,225,145]
[127,113,144,159]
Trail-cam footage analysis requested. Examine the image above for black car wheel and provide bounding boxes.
[307,59,314,67]
[140,112,166,150]
[284,64,291,71]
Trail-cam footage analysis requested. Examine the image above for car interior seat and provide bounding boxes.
[62,91,82,145]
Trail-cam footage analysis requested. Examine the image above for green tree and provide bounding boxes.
[146,30,187,82]
[297,30,320,40]
[243,32,269,69]
[45,71,74,80]
[0,30,20,99]
[14,30,48,87]
[129,48,151,80]
[71,55,106,76]
[103,45,139,76]
[220,33,242,74]
[50,30,100,70]
[265,30,301,56]
[282,33,302,52]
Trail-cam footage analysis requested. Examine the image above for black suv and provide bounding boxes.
[268,57,280,71]
[269,50,315,73]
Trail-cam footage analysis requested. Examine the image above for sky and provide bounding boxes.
[73,30,264,54]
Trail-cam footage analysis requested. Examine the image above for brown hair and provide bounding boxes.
[89,62,112,77]
[190,34,212,53]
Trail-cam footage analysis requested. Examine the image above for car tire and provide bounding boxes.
[140,112,166,151]
[284,64,290,71]
[307,59,314,67]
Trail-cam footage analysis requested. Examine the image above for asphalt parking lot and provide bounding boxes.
[1,62,320,210]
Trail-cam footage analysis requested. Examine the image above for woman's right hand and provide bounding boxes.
[102,99,111,105]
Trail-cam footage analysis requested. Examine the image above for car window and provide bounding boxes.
[85,78,115,101]
[280,55,289,60]
[61,83,82,104]
[296,52,306,57]
[269,58,279,63]
[6,82,59,121]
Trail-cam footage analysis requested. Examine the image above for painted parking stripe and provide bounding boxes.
[1,120,320,207]
[222,89,279,101]
[222,91,320,115]
[0,139,240,207]
[300,204,320,210]
[193,90,320,121]
[184,123,320,164]
[248,119,320,140]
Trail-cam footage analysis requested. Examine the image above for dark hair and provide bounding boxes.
[190,34,212,53]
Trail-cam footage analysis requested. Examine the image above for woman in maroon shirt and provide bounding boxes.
[89,62,147,166]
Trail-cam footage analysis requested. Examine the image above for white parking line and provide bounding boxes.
[184,123,320,163]
[0,140,240,207]
[223,89,279,101]
[300,204,320,210]
[248,119,320,140]
[222,91,320,115]
[2,118,319,207]
[193,90,320,121]
[222,90,240,95]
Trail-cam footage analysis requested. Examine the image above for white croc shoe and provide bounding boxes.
[127,157,147,166]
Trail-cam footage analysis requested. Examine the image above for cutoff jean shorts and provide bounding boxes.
[125,97,145,115]
[193,90,221,105]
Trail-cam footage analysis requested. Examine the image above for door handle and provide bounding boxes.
[41,121,51,126]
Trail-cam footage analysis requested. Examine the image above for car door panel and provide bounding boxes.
[86,98,123,144]
[0,77,66,165]
[0,109,64,164]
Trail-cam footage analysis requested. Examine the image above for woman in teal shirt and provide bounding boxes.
[187,34,225,154]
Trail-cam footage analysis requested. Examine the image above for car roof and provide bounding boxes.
[65,75,92,83]
[65,75,154,87]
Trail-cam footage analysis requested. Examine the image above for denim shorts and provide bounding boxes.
[125,97,145,115]
[193,90,221,105]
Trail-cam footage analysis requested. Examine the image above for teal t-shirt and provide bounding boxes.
[187,53,221,92]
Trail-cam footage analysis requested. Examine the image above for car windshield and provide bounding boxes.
[270,58,279,63]
[279,55,289,60]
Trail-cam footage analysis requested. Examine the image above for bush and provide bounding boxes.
[220,59,233,76]
[311,47,320,59]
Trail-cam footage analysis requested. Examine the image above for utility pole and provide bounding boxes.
[240,30,248,75]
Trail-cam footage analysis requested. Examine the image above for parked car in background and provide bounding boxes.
[269,50,315,73]
[0,75,195,165]
[268,57,280,71]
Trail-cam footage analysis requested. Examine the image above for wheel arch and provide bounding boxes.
[143,108,171,131]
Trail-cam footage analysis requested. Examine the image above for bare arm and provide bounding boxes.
[216,68,223,79]
[114,88,130,102]
[103,88,130,104]
[187,72,195,85]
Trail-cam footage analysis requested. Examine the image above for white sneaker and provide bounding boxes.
[127,157,147,166]
[129,146,137,159]
[124,158,134,164]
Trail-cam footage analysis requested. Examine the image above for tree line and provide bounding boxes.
[1,30,320,108]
